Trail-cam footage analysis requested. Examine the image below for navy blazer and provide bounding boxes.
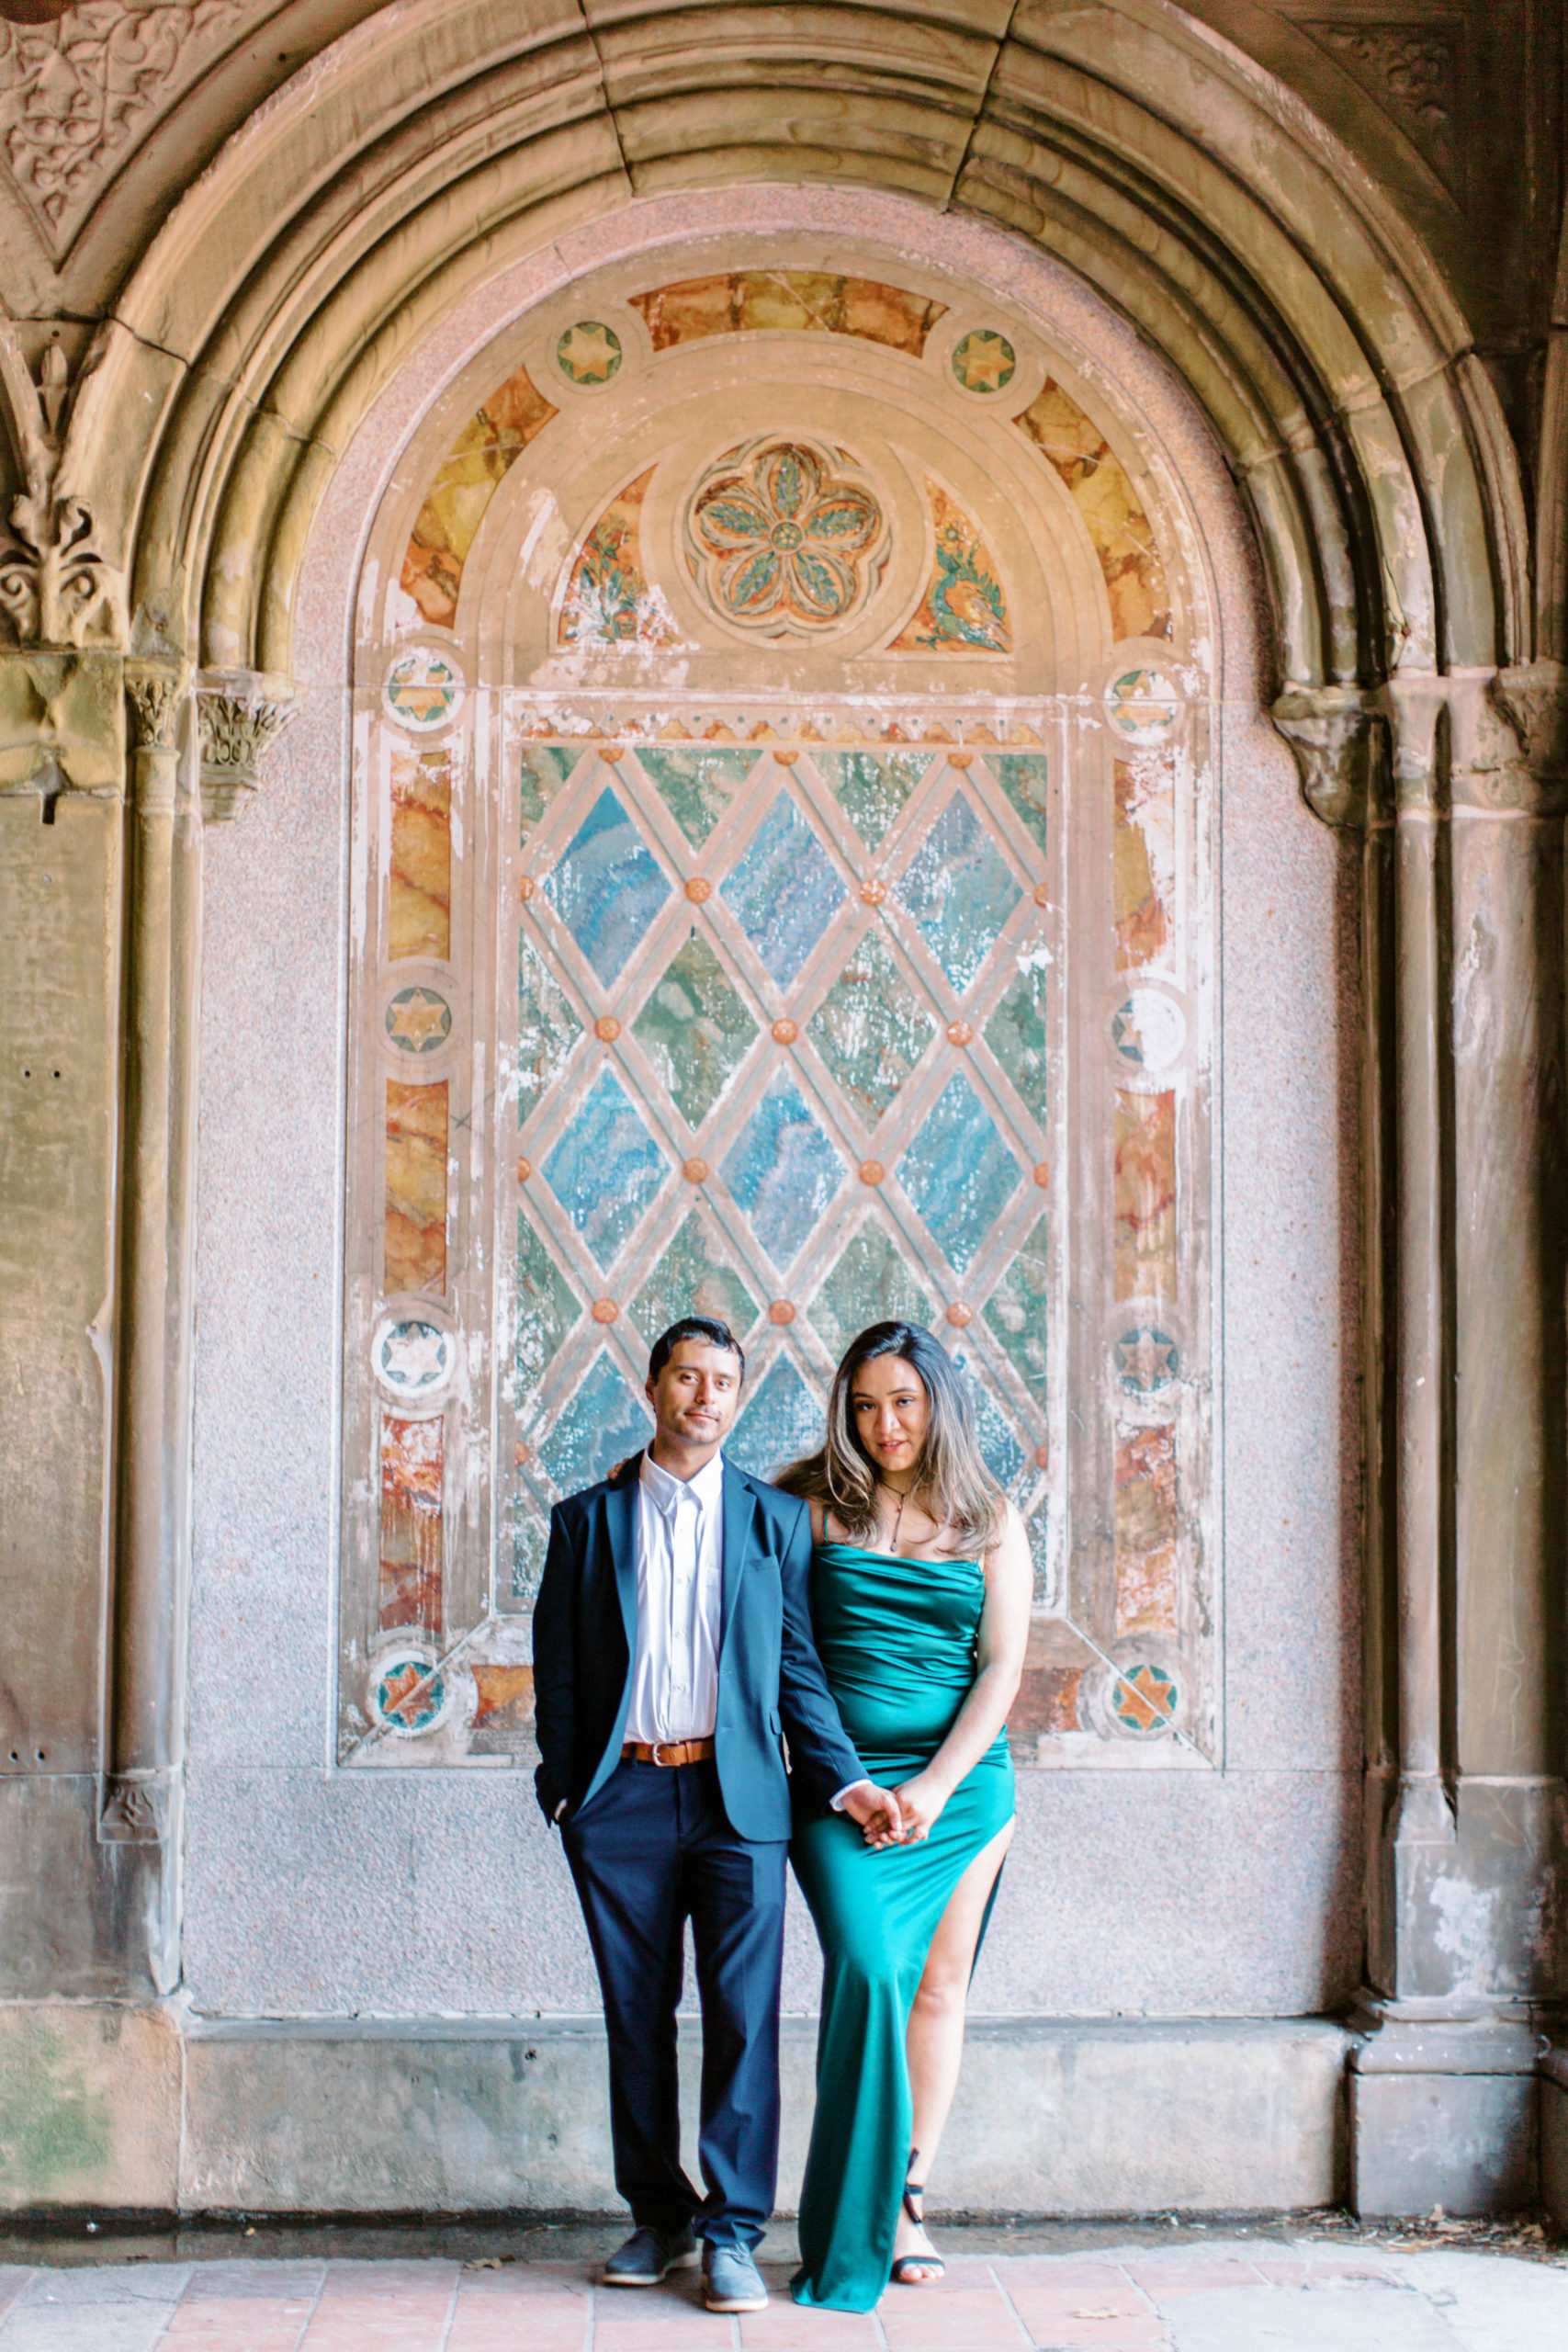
[532,1452,863,1841]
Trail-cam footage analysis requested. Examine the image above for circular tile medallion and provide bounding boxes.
[1110,1660,1179,1736]
[373,1316,454,1396]
[385,648,462,731]
[373,1652,451,1737]
[557,321,623,385]
[1111,989,1186,1073]
[385,985,452,1055]
[951,329,1017,393]
[1113,1326,1180,1396]
[1105,667,1180,742]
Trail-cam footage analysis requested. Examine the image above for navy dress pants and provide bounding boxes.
[563,1757,788,2249]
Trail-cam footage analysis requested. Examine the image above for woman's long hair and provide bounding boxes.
[775,1320,1004,1553]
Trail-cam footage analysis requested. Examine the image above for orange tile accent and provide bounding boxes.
[945,1302,973,1326]
[1014,379,1172,641]
[859,1159,885,1184]
[1034,1442,1051,1469]
[389,748,451,961]
[772,1018,799,1044]
[860,880,887,906]
[946,1021,974,1046]
[513,1440,530,1465]
[471,1664,535,1728]
[685,877,713,901]
[1032,1162,1050,1186]
[592,1298,618,1323]
[399,364,558,628]
[517,1158,531,1182]
[385,1079,447,1294]
[378,1413,443,1634]
[769,1300,796,1324]
[518,876,536,901]
[682,1157,708,1182]
[594,1017,621,1042]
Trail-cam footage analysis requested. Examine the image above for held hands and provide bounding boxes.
[841,1781,904,1849]
[889,1771,948,1845]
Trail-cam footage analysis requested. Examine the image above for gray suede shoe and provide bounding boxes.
[702,2243,769,2312]
[603,2222,700,2286]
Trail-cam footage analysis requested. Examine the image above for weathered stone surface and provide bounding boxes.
[0,1996,180,2210]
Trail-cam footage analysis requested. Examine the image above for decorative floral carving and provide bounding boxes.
[0,3,254,243]
[195,666,301,821]
[0,326,125,648]
[1303,21,1460,189]
[98,1770,171,1844]
[684,438,888,637]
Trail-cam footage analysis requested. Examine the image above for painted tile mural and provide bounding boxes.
[388,749,452,961]
[350,695,1209,1770]
[891,482,1011,652]
[1014,380,1171,642]
[400,365,558,628]
[629,270,947,354]
[559,470,682,647]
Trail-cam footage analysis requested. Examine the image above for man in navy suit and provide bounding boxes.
[533,1315,899,2313]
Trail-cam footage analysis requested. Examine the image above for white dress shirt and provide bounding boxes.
[623,1449,726,1745]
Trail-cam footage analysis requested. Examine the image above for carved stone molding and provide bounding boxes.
[123,656,186,751]
[1492,661,1568,788]
[97,1769,174,1846]
[1271,684,1386,829]
[0,2,258,250]
[195,666,302,821]
[0,644,121,810]
[1300,18,1462,197]
[0,486,124,648]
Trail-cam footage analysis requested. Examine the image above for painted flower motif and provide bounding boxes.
[686,439,887,634]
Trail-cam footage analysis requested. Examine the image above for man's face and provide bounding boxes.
[647,1339,743,1455]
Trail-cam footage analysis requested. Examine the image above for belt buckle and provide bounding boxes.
[651,1740,674,1767]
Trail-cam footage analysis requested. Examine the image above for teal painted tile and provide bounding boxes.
[897,793,1021,993]
[983,752,1050,854]
[809,1222,934,1362]
[515,1211,581,1393]
[637,746,762,846]
[520,742,582,836]
[984,961,1049,1114]
[629,1211,761,1345]
[546,786,671,984]
[808,929,933,1126]
[632,932,759,1128]
[540,1350,651,1493]
[518,940,582,1127]
[543,1067,667,1268]
[817,749,933,848]
[721,793,846,987]
[899,1074,1020,1272]
[953,1351,1026,1487]
[720,1070,843,1269]
[728,1353,824,1481]
[983,1216,1050,1394]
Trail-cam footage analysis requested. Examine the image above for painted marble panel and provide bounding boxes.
[559,469,682,647]
[1114,1420,1179,1636]
[540,1350,651,1494]
[378,1413,443,1635]
[629,270,947,355]
[899,1075,1019,1272]
[720,792,846,988]
[1113,1089,1177,1304]
[543,1067,668,1270]
[632,932,759,1129]
[1114,752,1176,970]
[897,792,1021,993]
[630,1210,761,1345]
[1010,1665,1084,1740]
[637,745,761,846]
[808,928,934,1126]
[728,1352,822,1481]
[818,748,933,848]
[720,1070,843,1270]
[385,1079,447,1295]
[518,940,583,1125]
[515,1211,580,1394]
[520,742,581,836]
[1014,380,1171,642]
[388,748,451,962]
[983,1215,1049,1396]
[810,1221,934,1363]
[400,364,558,628]
[890,481,1011,652]
[985,752,1051,856]
[984,960,1049,1115]
[546,786,671,986]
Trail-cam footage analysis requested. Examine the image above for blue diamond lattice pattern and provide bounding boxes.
[543,1067,668,1269]
[720,792,846,988]
[546,786,671,984]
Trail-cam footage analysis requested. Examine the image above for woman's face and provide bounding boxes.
[849,1354,931,1479]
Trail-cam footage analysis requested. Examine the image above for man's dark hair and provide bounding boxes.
[648,1316,746,1384]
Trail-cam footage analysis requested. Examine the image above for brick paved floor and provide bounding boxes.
[0,2240,1564,2351]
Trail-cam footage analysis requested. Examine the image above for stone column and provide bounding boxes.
[1277,665,1568,2217]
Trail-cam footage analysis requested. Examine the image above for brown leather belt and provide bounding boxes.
[622,1736,716,1767]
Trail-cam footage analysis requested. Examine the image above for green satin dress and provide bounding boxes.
[790,1540,1015,2312]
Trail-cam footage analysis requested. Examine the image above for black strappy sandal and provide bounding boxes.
[889,2154,946,2285]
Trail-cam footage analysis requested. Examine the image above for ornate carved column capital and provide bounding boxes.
[1491,660,1568,799]
[124,658,190,817]
[1271,684,1386,828]
[195,667,303,822]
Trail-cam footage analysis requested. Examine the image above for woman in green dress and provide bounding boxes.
[776,1320,1029,2312]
